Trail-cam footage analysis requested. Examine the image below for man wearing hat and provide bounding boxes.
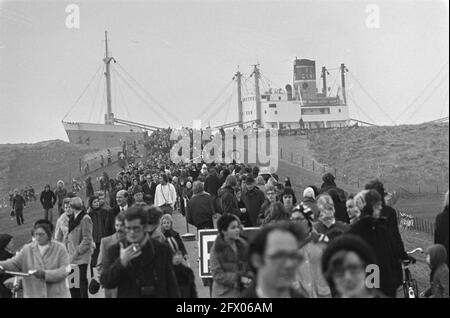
[241,175,266,227]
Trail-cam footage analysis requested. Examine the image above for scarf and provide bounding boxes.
[68,210,87,233]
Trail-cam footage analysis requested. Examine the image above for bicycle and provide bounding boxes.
[402,248,423,298]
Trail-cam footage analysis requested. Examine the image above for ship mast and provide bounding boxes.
[233,68,243,128]
[253,64,261,127]
[104,31,115,125]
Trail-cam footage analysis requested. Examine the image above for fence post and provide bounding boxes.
[437,184,439,194]
[418,183,421,194]
[291,152,293,162]
[323,166,325,173]
[280,148,283,159]
[302,156,304,167]
[334,168,337,177]
[312,160,315,171]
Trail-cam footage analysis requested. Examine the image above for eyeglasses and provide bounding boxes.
[125,226,144,233]
[33,232,47,237]
[332,264,365,279]
[266,250,304,263]
[267,192,276,195]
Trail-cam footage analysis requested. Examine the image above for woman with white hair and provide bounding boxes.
[301,187,320,221]
[314,194,349,239]
[434,190,449,266]
[346,190,368,224]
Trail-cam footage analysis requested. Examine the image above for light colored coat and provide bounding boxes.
[295,238,331,298]
[0,241,70,298]
[97,233,119,298]
[66,213,94,265]
[55,212,69,243]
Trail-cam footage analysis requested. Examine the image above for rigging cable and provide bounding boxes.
[62,65,102,121]
[113,68,132,120]
[204,90,235,125]
[347,90,378,125]
[347,71,397,125]
[96,80,107,124]
[116,62,184,127]
[394,61,449,122]
[87,65,104,123]
[404,71,449,123]
[194,79,234,120]
[114,68,172,127]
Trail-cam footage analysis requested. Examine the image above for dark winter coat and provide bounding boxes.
[435,206,449,266]
[205,174,222,197]
[241,188,266,227]
[100,235,181,298]
[186,192,216,230]
[348,216,400,297]
[40,190,57,209]
[173,264,198,298]
[424,244,449,298]
[381,204,409,281]
[218,186,240,217]
[163,229,187,257]
[89,207,110,243]
[12,194,26,210]
[86,181,95,199]
[210,235,248,298]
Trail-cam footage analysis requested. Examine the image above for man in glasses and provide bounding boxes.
[242,221,307,298]
[100,206,180,298]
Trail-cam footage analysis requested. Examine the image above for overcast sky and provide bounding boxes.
[0,0,448,143]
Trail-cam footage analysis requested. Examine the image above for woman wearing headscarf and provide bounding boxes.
[0,220,70,298]
[301,187,320,221]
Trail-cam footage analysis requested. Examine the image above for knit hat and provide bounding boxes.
[0,234,13,250]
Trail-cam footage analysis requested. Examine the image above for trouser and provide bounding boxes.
[70,264,89,298]
[90,243,101,278]
[15,209,24,225]
[44,208,53,224]
[160,204,173,215]
[58,204,64,216]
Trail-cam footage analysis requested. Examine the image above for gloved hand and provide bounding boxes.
[32,270,46,280]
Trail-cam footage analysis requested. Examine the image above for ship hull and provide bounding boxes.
[62,122,145,149]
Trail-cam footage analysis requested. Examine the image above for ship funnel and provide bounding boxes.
[285,84,293,101]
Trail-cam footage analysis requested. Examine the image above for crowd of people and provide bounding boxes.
[0,129,448,299]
